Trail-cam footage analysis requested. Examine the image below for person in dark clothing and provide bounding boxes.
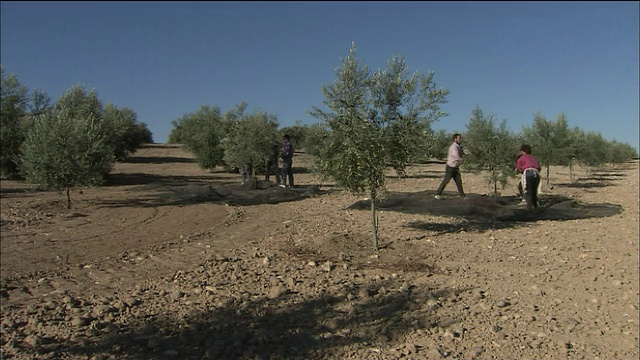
[280,134,294,188]
[239,163,252,184]
[265,139,281,184]
[515,144,541,209]
[434,133,465,199]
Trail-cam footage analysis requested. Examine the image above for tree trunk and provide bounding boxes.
[370,190,379,252]
[545,164,551,185]
[569,158,575,182]
[66,187,72,209]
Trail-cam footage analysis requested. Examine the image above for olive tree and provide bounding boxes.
[171,105,228,169]
[463,107,519,195]
[101,104,148,161]
[1,67,28,178]
[521,112,574,185]
[309,43,448,251]
[19,106,114,209]
[222,109,280,178]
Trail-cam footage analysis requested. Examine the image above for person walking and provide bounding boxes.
[515,144,541,209]
[434,133,465,199]
[280,134,294,188]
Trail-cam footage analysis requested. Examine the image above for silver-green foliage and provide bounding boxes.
[573,130,610,170]
[173,105,228,170]
[521,112,574,184]
[301,123,330,158]
[54,84,103,121]
[309,43,448,250]
[423,128,450,162]
[19,108,114,208]
[0,67,28,178]
[464,107,519,195]
[101,104,146,161]
[222,110,279,176]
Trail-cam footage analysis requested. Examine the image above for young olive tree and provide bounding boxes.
[309,43,448,251]
[463,107,518,195]
[171,105,228,169]
[221,110,279,178]
[521,112,573,185]
[573,130,610,174]
[19,106,114,209]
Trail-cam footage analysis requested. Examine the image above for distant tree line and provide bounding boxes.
[1,66,153,207]
[459,106,638,194]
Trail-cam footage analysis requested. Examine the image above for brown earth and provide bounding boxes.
[1,143,638,360]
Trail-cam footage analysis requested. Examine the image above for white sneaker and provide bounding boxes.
[434,195,441,200]
[279,184,286,188]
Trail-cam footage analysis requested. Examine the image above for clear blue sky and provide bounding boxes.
[2,1,638,150]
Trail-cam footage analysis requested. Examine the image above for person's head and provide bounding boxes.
[520,144,532,154]
[283,134,290,142]
[452,133,461,143]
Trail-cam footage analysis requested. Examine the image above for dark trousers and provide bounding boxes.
[524,172,540,208]
[281,161,294,187]
[436,165,465,196]
[265,160,280,183]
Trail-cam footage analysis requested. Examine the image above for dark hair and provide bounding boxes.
[283,134,290,141]
[520,144,532,154]
[452,133,461,141]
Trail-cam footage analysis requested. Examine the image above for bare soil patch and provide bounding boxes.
[2,143,638,360]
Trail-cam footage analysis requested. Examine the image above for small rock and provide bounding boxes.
[268,285,286,299]
[71,316,90,327]
[321,261,334,272]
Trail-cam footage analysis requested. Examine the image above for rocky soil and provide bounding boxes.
[1,144,638,360]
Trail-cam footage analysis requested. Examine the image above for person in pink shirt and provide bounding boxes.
[515,144,541,209]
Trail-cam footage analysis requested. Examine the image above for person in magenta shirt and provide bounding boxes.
[515,144,541,209]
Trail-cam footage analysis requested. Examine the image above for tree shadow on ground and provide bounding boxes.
[122,156,197,164]
[20,273,468,359]
[347,191,623,235]
[0,187,36,196]
[293,166,312,174]
[586,172,626,178]
[402,173,442,180]
[104,173,236,187]
[94,183,330,208]
[554,181,614,189]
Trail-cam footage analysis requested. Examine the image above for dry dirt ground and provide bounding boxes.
[1,143,638,360]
